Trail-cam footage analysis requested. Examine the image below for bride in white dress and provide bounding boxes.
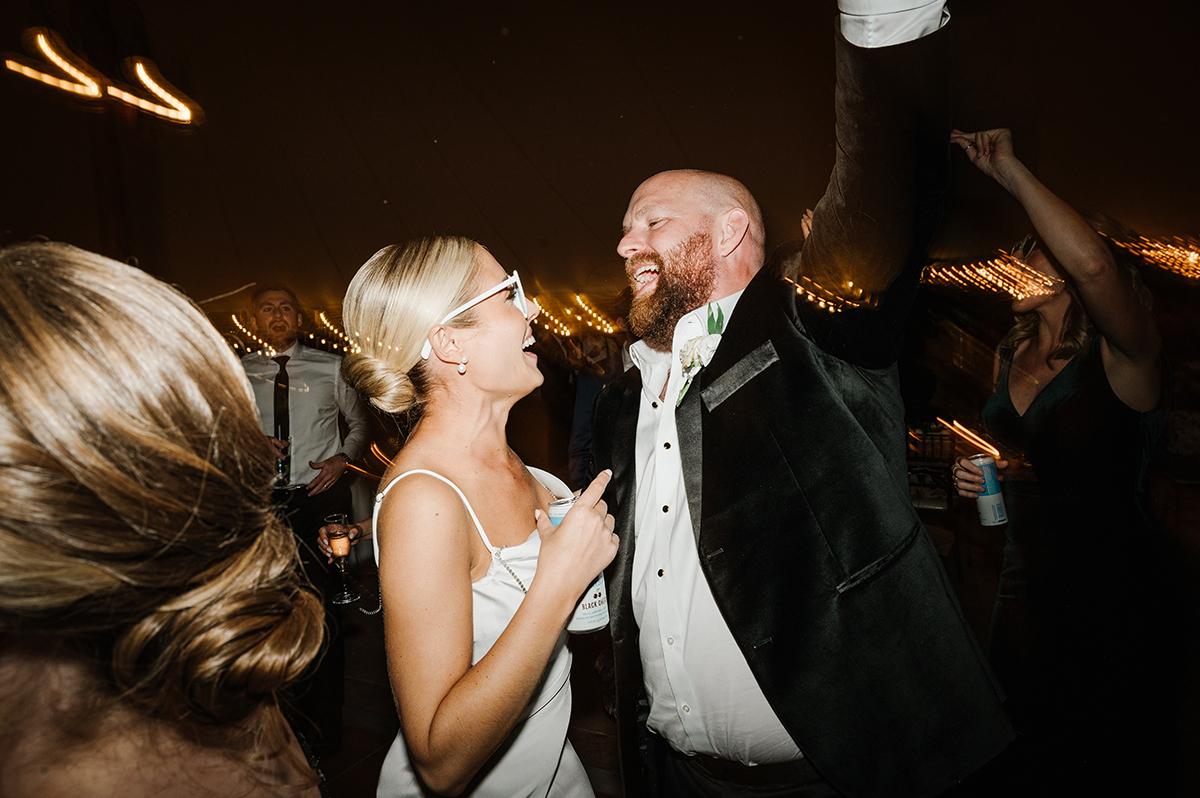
[341,237,617,797]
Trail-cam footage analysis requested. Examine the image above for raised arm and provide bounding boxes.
[953,128,1160,363]
[953,128,1161,407]
[778,3,951,367]
[379,471,616,795]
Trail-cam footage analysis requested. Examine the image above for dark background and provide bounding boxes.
[2,1,1197,316]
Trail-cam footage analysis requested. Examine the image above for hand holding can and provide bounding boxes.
[956,454,1008,526]
[535,471,616,633]
[547,495,611,633]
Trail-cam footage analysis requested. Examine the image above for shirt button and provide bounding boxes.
[657,568,664,577]
[663,442,671,449]
[682,704,691,714]
[662,505,669,513]
[651,401,658,409]
[666,636,674,646]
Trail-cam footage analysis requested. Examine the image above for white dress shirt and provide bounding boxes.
[242,342,369,488]
[625,6,949,764]
[629,289,803,765]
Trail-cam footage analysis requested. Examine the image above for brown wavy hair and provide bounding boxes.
[998,233,1152,364]
[0,243,323,772]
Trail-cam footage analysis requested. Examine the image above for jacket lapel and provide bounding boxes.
[605,370,642,643]
[699,268,776,389]
[674,376,704,544]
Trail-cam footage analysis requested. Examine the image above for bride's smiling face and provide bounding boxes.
[454,250,543,398]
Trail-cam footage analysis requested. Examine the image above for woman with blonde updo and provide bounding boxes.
[0,243,324,797]
[342,237,616,797]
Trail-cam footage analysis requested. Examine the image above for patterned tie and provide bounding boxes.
[272,356,290,440]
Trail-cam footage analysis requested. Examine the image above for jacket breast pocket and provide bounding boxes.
[702,340,779,412]
[834,522,923,594]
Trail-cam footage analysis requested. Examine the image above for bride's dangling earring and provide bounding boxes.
[458,358,468,375]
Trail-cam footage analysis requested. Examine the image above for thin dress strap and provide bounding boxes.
[372,469,496,567]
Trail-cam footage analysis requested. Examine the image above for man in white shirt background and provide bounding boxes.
[242,284,369,756]
[592,2,1013,796]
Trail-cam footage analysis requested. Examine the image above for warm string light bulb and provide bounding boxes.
[318,311,361,354]
[783,275,869,313]
[529,296,573,337]
[574,294,616,333]
[230,314,276,357]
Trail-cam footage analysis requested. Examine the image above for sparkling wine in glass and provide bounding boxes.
[324,513,361,605]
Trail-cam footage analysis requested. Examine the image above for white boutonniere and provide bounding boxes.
[676,303,726,406]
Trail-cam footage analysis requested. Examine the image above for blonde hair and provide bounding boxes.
[342,236,483,419]
[0,243,323,762]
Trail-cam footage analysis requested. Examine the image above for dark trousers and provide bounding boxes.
[275,478,352,754]
[651,734,839,798]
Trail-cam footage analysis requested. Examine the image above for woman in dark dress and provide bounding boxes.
[949,129,1178,794]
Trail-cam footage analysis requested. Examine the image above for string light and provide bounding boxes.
[318,311,361,353]
[4,31,101,97]
[935,416,1001,459]
[922,251,1062,300]
[106,60,196,123]
[529,296,573,336]
[231,314,276,357]
[783,275,870,314]
[1104,232,1200,280]
[574,294,616,333]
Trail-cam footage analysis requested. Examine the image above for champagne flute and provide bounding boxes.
[323,513,361,605]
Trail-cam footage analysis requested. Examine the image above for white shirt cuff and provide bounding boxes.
[839,0,948,48]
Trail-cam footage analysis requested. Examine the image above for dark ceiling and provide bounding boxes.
[2,1,1197,319]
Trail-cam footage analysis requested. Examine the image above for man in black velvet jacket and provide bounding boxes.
[591,4,1013,797]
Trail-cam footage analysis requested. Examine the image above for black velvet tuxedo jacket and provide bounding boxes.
[591,23,1014,798]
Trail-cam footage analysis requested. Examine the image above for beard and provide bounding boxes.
[627,231,717,352]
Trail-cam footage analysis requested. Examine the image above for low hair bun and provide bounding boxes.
[343,350,423,417]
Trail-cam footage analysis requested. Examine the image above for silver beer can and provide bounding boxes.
[970,453,1008,526]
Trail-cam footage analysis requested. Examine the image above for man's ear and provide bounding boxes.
[717,208,750,258]
[427,324,467,365]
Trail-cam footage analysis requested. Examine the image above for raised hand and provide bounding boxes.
[533,469,618,608]
[951,128,1016,183]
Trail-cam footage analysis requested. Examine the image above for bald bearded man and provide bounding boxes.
[591,3,1013,797]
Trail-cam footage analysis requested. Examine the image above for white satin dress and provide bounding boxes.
[372,467,593,798]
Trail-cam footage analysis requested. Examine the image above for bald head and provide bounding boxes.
[619,169,766,304]
[649,169,765,249]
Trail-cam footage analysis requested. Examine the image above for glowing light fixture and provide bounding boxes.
[4,31,101,97]
[106,60,197,123]
[935,416,1001,459]
[4,28,200,124]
